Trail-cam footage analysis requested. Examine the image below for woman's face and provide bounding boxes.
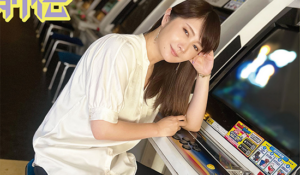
[157,16,204,63]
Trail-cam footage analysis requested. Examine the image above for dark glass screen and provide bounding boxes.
[211,28,299,160]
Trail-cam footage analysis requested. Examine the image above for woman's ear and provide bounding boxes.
[161,8,172,27]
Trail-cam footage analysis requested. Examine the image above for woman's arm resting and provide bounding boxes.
[182,75,210,132]
[91,115,187,141]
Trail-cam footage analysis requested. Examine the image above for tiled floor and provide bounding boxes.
[1,9,72,163]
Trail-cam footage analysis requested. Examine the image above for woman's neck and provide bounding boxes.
[143,28,164,68]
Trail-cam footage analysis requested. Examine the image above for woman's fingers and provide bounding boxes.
[177,115,187,127]
[177,115,186,121]
[205,50,214,60]
[179,120,187,127]
[177,126,181,131]
[191,52,207,65]
[190,53,202,64]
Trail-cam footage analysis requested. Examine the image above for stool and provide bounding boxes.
[49,52,81,103]
[40,22,75,52]
[43,32,83,72]
[25,159,35,175]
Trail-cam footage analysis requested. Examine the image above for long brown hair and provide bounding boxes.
[144,0,221,117]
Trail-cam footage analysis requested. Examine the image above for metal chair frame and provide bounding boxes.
[42,37,73,63]
[41,24,74,52]
[36,22,45,39]
[49,62,76,103]
[43,40,79,72]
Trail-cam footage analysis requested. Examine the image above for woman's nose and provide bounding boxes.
[178,43,186,53]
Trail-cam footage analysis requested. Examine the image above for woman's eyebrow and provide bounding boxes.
[186,23,202,45]
[186,23,195,36]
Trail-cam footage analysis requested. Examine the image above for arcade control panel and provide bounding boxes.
[169,129,243,175]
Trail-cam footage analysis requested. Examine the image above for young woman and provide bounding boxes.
[32,0,221,174]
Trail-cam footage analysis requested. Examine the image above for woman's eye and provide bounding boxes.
[194,45,198,51]
[184,29,188,36]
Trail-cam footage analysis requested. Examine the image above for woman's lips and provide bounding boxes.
[170,45,178,57]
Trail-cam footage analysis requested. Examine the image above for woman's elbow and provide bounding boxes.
[189,126,201,132]
[92,130,106,140]
[184,124,201,132]
[91,120,110,140]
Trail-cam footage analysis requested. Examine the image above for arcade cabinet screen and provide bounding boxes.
[211,28,299,160]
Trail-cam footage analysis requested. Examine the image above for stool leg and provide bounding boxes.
[41,24,53,52]
[36,22,45,38]
[52,65,69,103]
[49,61,61,90]
[43,39,54,63]
[43,40,59,72]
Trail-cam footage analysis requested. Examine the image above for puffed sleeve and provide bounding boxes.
[87,35,135,123]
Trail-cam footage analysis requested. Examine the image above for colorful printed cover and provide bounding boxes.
[225,121,264,157]
[249,141,298,175]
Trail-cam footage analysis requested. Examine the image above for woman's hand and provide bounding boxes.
[189,50,214,76]
[156,116,187,137]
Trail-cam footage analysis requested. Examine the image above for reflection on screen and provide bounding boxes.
[211,29,299,157]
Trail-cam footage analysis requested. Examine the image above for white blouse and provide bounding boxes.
[33,33,159,175]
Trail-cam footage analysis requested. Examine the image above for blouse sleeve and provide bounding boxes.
[87,35,135,123]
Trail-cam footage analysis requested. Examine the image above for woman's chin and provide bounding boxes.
[163,56,178,63]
